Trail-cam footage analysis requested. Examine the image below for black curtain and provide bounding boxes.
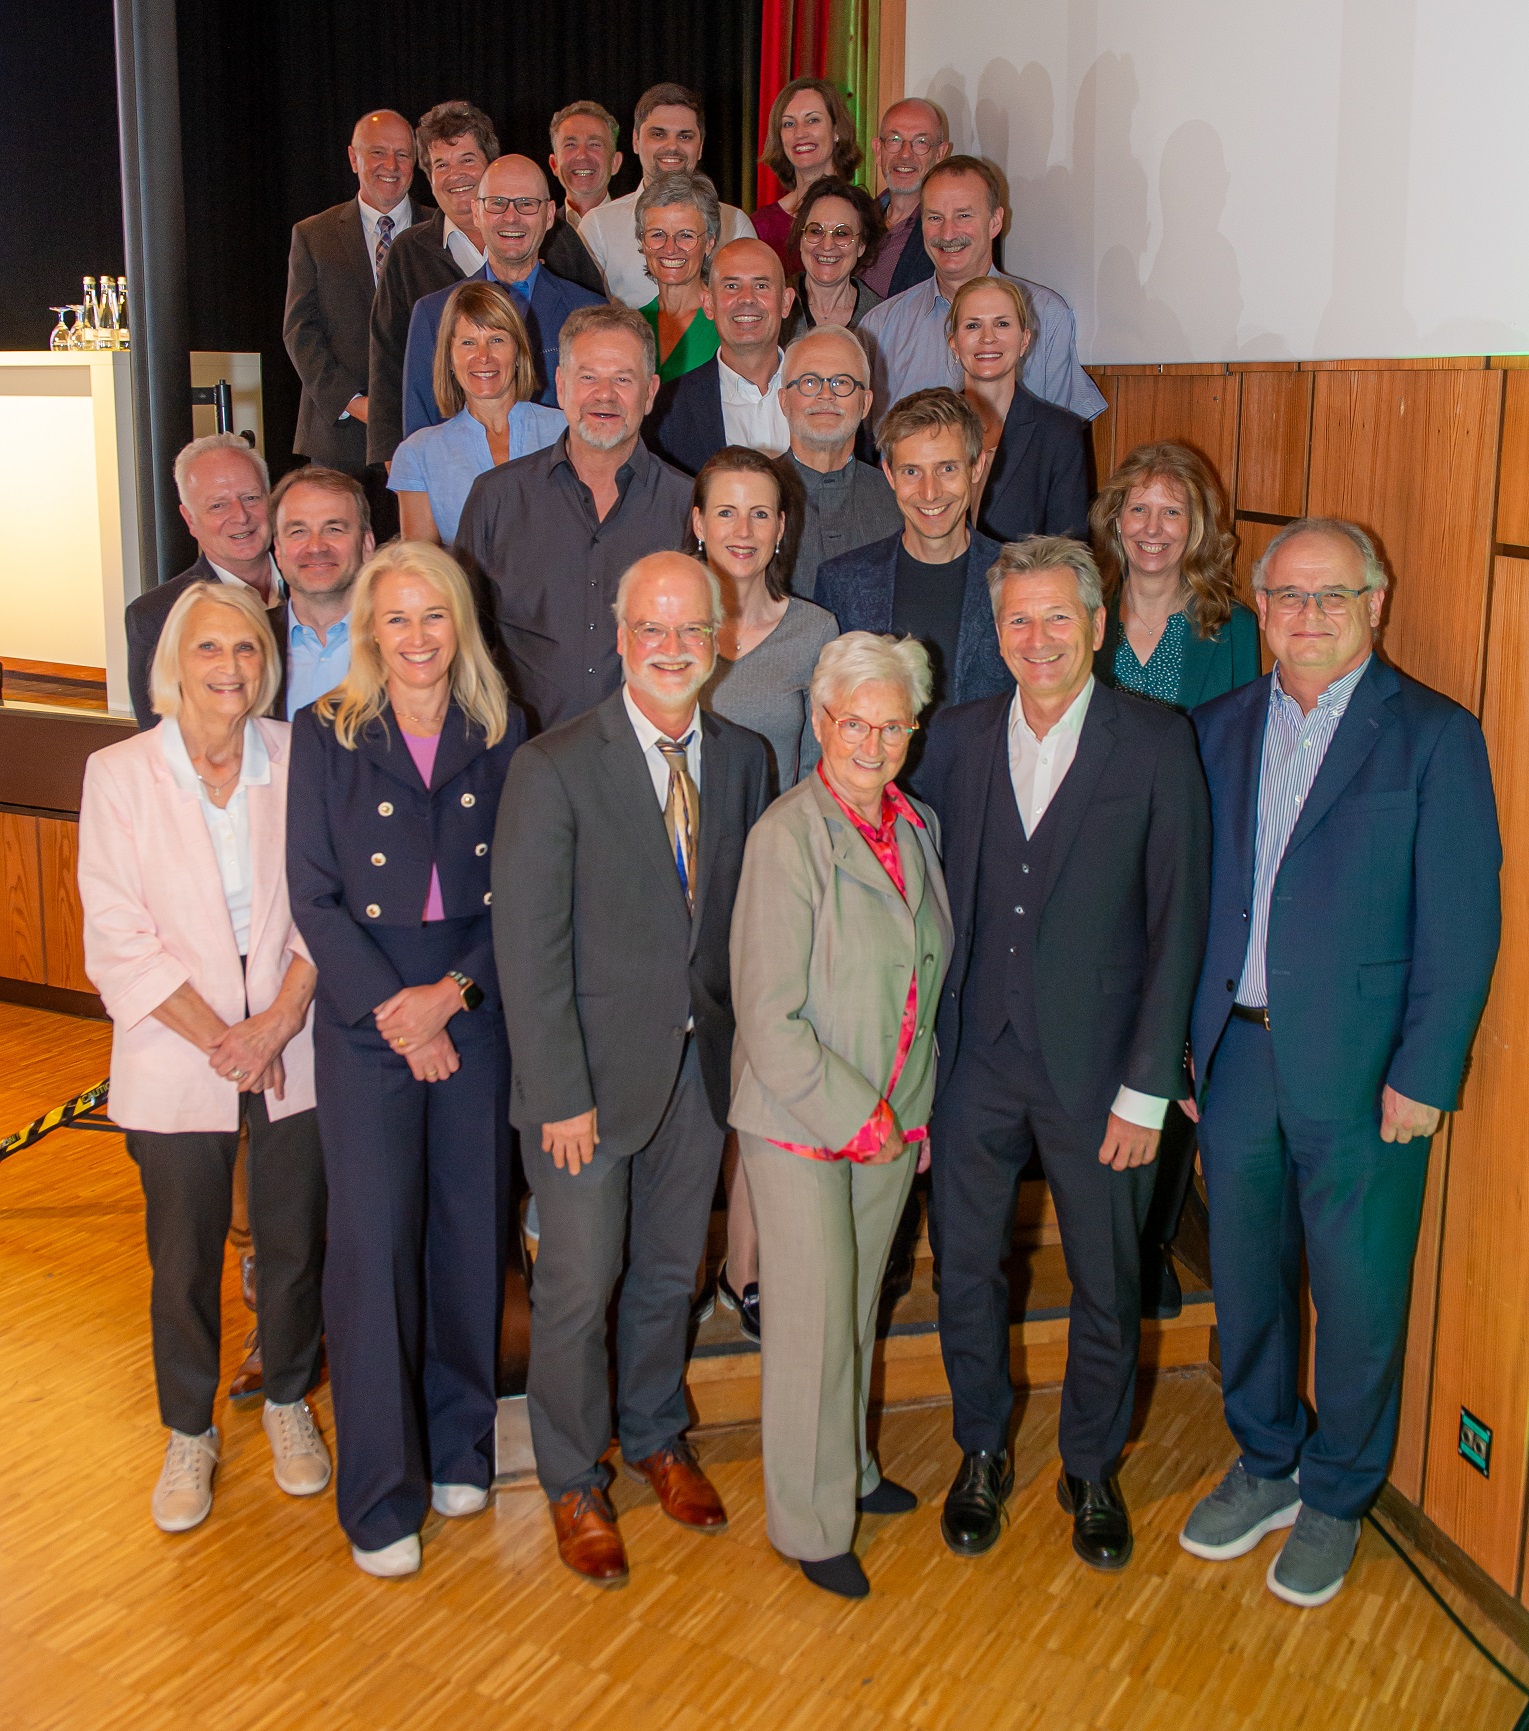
[176,0,762,477]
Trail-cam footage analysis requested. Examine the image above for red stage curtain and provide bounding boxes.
[755,0,880,209]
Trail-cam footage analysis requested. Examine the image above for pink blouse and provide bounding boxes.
[400,729,447,921]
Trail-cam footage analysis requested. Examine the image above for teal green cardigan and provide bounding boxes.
[1094,597,1261,712]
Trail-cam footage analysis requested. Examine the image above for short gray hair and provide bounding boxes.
[987,535,1104,620]
[611,555,724,628]
[810,631,931,719]
[149,579,279,719]
[782,325,869,382]
[173,433,268,507]
[1251,516,1388,593]
[557,302,657,381]
[634,170,722,259]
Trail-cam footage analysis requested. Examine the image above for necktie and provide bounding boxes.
[656,737,699,913]
[375,213,394,279]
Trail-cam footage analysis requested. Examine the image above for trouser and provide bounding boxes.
[1139,1103,1199,1286]
[125,1094,326,1435]
[228,1137,252,1258]
[740,1131,915,1561]
[316,1007,511,1551]
[523,1037,722,1500]
[931,1024,1155,1481]
[1197,1017,1430,1520]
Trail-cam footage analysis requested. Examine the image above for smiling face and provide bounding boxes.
[1117,476,1192,587]
[781,328,871,454]
[349,111,415,213]
[872,99,950,201]
[812,678,913,809]
[635,104,703,180]
[799,194,865,289]
[779,88,837,182]
[949,281,1032,382]
[475,156,552,277]
[996,568,1104,711]
[617,556,719,710]
[176,597,266,730]
[450,316,520,407]
[372,570,458,701]
[274,482,372,604]
[692,468,783,589]
[921,170,1004,290]
[639,201,710,290]
[179,449,271,573]
[1256,529,1384,687]
[550,115,620,209]
[704,239,791,360]
[427,132,491,226]
[557,327,658,453]
[884,424,980,553]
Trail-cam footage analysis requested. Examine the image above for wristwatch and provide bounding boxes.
[448,970,483,1012]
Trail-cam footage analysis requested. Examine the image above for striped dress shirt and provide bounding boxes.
[1237,655,1372,1007]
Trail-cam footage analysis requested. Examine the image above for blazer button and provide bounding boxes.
[377,801,393,817]
[371,852,386,866]
[483,891,492,905]
[475,842,488,856]
[1225,980,1235,991]
[366,903,382,919]
[461,792,476,808]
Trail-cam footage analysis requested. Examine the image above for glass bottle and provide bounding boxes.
[115,277,130,351]
[101,276,120,347]
[80,277,100,351]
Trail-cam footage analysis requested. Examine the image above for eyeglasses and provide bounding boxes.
[478,195,549,216]
[642,228,705,251]
[824,709,917,746]
[1263,586,1373,615]
[784,372,866,398]
[629,622,717,649]
[801,222,861,245]
[879,132,940,155]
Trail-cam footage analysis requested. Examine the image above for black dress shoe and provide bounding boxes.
[800,1552,869,1597]
[716,1264,761,1342]
[1056,1471,1133,1570]
[940,1450,1014,1556]
[857,1477,917,1515]
[1139,1247,1183,1320]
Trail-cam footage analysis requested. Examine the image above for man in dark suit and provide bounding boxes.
[919,534,1210,1571]
[1179,519,1500,1609]
[283,109,416,537]
[126,434,288,729]
[644,238,794,476]
[491,551,771,1587]
[399,155,604,436]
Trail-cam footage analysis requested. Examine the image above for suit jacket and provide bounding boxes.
[286,698,527,1028]
[368,211,463,465]
[401,263,604,437]
[814,530,1011,710]
[874,196,936,299]
[491,688,772,1155]
[543,212,606,297]
[1096,598,1261,712]
[125,554,290,730]
[728,771,953,1150]
[1191,658,1501,1118]
[77,717,315,1133]
[920,683,1211,1117]
[974,384,1091,545]
[644,355,726,477]
[283,197,377,469]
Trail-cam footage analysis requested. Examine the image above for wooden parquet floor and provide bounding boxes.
[1,1000,1525,1731]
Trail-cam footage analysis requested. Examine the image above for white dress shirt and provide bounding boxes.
[158,716,271,957]
[577,188,757,307]
[441,216,486,277]
[624,683,702,805]
[357,195,413,283]
[1006,677,1167,1130]
[718,351,790,455]
[209,556,285,609]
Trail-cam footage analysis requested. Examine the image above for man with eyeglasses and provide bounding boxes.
[492,550,771,1587]
[1180,518,1500,1610]
[859,98,952,301]
[779,328,901,597]
[399,155,604,439]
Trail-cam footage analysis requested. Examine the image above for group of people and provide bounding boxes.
[86,80,1502,1617]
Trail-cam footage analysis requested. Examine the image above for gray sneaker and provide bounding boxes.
[1267,1505,1360,1607]
[1180,1460,1300,1560]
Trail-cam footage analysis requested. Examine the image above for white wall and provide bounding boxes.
[905,0,1529,363]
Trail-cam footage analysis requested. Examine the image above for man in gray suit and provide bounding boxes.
[492,551,771,1587]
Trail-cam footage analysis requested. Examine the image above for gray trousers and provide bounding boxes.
[523,1037,723,1500]
[739,1131,915,1561]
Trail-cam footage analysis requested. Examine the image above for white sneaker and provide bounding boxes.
[152,1428,220,1532]
[352,1533,422,1577]
[262,1399,332,1496]
[431,1482,490,1517]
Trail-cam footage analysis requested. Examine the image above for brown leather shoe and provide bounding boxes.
[240,1252,258,1312]
[551,1486,629,1586]
[227,1328,264,1401]
[624,1440,727,1532]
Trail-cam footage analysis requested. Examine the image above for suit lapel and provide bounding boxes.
[951,699,1010,934]
[1284,660,1397,856]
[1222,679,1269,903]
[985,391,1039,526]
[244,722,284,962]
[597,695,692,928]
[353,708,426,792]
[953,532,1002,704]
[1177,625,1223,711]
[690,713,727,950]
[150,738,245,974]
[427,703,485,792]
[860,540,899,633]
[340,198,372,292]
[1037,684,1118,914]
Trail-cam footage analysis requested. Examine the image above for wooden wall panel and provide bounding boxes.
[1086,369,1119,486]
[1423,556,1529,1593]
[1235,372,1312,517]
[1496,371,1529,549]
[1307,369,1502,708]
[0,813,45,984]
[38,818,89,994]
[1391,1126,1452,1503]
[1110,373,1241,498]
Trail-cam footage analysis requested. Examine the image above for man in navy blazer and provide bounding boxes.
[400,156,604,438]
[1180,518,1500,1610]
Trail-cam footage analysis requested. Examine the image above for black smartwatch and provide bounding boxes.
[448,970,483,1012]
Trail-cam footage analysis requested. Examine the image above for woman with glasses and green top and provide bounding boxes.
[634,171,722,383]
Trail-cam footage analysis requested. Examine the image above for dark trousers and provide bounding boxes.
[126,1094,326,1435]
[1197,1017,1429,1520]
[523,1036,723,1500]
[316,1006,511,1551]
[931,1025,1155,1481]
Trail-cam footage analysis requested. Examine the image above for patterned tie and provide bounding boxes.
[656,736,699,913]
[375,213,394,279]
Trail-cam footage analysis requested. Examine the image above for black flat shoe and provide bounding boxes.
[857,1477,917,1516]
[1056,1471,1133,1570]
[940,1450,1013,1556]
[1139,1247,1183,1321]
[800,1551,869,1597]
[716,1264,761,1342]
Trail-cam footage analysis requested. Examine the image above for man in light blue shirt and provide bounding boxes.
[856,154,1105,429]
[270,466,373,718]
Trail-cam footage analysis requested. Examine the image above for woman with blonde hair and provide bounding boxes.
[287,541,526,1578]
[754,78,863,274]
[389,281,566,546]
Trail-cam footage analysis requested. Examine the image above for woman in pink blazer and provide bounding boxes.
[79,580,329,1536]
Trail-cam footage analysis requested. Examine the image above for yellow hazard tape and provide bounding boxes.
[0,1080,112,1162]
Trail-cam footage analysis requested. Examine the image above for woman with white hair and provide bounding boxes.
[727,630,953,1597]
[78,580,329,1534]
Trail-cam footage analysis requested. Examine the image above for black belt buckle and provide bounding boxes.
[1231,1002,1270,1030]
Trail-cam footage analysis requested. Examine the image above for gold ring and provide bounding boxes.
[395,1037,407,1049]
[230,1068,245,1080]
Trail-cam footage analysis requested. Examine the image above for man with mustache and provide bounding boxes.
[577,83,756,308]
[454,304,692,734]
[270,467,374,718]
[491,550,771,1586]
[398,155,604,438]
[644,237,794,475]
[857,155,1105,429]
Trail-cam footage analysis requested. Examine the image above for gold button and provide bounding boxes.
[475,842,488,856]
[483,891,492,905]
[461,792,476,808]
[371,852,386,866]
[377,801,393,817]
[365,903,381,918]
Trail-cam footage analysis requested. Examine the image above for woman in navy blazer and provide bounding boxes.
[287,541,525,1578]
[948,275,1092,545]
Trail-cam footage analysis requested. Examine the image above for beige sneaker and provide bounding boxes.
[152,1428,220,1532]
[352,1533,422,1577]
[262,1399,332,1496]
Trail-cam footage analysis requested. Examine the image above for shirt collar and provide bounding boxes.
[208,555,284,605]
[931,261,1002,312]
[552,430,644,487]
[791,450,856,492]
[158,716,271,796]
[718,351,785,404]
[1009,674,1095,746]
[487,260,540,298]
[622,684,698,755]
[1271,653,1371,716]
[815,761,924,843]
[358,194,410,229]
[289,612,350,649]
